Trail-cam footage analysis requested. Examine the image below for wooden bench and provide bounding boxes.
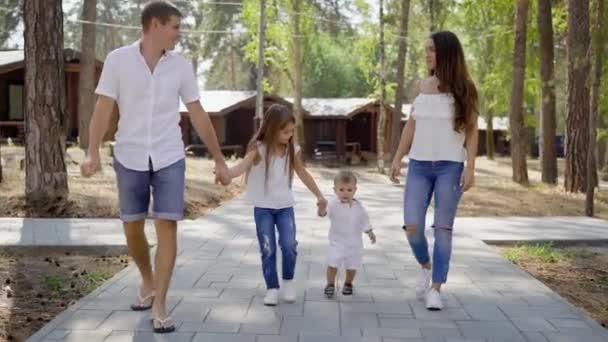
[313,141,363,165]
[345,142,363,165]
[313,141,338,161]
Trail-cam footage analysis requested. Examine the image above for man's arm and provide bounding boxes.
[186,101,230,184]
[81,96,115,177]
[87,96,115,157]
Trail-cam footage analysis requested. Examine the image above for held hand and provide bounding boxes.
[80,155,101,178]
[317,196,328,217]
[460,167,475,192]
[214,163,232,186]
[318,207,327,217]
[389,160,401,184]
[368,230,376,244]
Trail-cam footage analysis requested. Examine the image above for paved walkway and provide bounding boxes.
[0,218,157,246]
[1,215,607,247]
[11,175,608,342]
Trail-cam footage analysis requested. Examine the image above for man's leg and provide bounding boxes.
[149,158,186,319]
[326,266,338,286]
[344,269,357,285]
[151,219,177,318]
[124,220,155,296]
[113,158,154,305]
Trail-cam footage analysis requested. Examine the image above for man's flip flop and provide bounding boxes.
[342,284,353,296]
[151,316,176,334]
[130,291,155,311]
[324,284,336,298]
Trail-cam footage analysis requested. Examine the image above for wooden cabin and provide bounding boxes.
[477,116,510,156]
[301,98,398,164]
[179,91,294,156]
[0,49,104,143]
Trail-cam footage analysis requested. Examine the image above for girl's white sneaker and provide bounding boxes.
[264,289,279,306]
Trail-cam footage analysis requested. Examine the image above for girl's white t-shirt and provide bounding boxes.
[245,143,301,209]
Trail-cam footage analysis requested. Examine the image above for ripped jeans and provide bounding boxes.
[254,207,298,289]
[403,159,464,283]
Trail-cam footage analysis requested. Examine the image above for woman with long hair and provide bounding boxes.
[390,31,479,311]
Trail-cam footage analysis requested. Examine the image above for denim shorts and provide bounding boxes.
[113,157,185,222]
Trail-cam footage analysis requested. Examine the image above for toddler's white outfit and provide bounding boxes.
[326,197,371,270]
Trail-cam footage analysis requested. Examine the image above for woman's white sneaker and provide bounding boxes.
[425,288,443,311]
[282,280,297,303]
[416,268,432,299]
[264,289,279,306]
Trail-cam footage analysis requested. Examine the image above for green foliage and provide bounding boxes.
[49,0,604,130]
[0,0,22,49]
[303,33,372,97]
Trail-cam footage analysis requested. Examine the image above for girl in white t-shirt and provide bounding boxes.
[228,104,327,306]
[318,171,376,298]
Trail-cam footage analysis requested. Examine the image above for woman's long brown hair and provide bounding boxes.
[247,104,296,189]
[430,31,479,135]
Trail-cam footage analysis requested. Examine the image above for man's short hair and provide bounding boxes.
[141,1,182,32]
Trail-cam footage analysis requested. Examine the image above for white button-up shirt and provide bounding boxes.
[327,197,371,249]
[95,40,200,171]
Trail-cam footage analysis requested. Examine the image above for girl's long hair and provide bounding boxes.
[247,104,296,189]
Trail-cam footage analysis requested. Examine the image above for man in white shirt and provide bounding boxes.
[80,1,230,333]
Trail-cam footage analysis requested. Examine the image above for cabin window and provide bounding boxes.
[8,84,24,120]
[318,121,335,141]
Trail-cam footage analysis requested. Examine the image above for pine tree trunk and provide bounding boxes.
[377,0,387,173]
[428,0,435,31]
[509,0,530,185]
[586,0,604,215]
[0,143,3,183]
[565,0,591,193]
[479,17,495,160]
[190,13,203,78]
[23,0,69,211]
[603,142,608,179]
[103,0,117,57]
[78,0,97,150]
[598,105,607,169]
[599,114,607,170]
[255,0,266,129]
[230,33,237,89]
[538,0,558,185]
[486,111,495,160]
[391,0,411,158]
[292,0,305,148]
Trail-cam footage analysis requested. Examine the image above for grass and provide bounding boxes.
[560,248,598,259]
[44,270,113,297]
[502,242,605,264]
[43,276,67,296]
[502,243,561,263]
[81,271,113,292]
